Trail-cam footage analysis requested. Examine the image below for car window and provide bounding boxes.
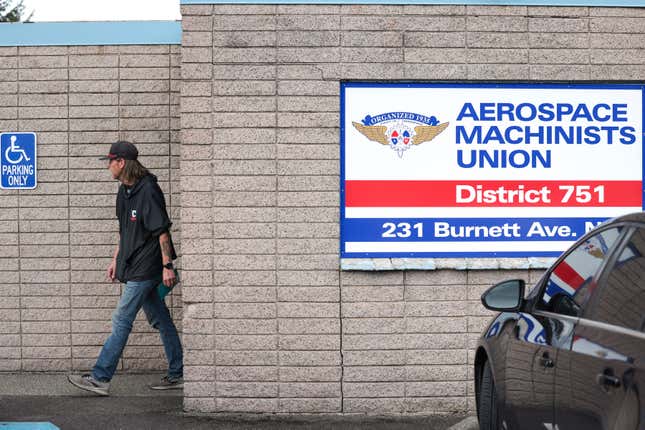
[588,227,645,331]
[536,227,622,317]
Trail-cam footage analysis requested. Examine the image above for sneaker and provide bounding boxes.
[149,375,183,390]
[67,373,110,396]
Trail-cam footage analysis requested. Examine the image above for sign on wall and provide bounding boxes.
[341,83,644,258]
[1,132,37,190]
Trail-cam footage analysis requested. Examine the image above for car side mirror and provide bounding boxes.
[481,279,525,312]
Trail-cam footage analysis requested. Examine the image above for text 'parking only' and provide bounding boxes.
[1,132,37,189]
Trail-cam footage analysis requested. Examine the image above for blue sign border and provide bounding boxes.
[0,21,181,47]
[0,132,37,190]
[340,82,645,259]
[182,0,645,5]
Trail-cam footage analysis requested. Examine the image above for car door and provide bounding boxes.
[556,225,645,430]
[503,226,623,430]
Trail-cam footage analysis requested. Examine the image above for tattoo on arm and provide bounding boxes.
[160,233,173,261]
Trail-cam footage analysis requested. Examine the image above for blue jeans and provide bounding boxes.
[92,277,183,382]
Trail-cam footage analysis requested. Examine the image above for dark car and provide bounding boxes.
[474,212,645,430]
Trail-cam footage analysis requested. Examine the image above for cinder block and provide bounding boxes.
[406,297,471,316]
[20,80,68,94]
[277,223,338,239]
[531,64,590,80]
[69,80,117,93]
[277,63,339,80]
[214,4,276,14]
[277,128,338,145]
[213,15,275,31]
[119,45,170,55]
[18,68,68,81]
[278,80,337,96]
[467,15,526,32]
[530,48,588,64]
[276,237,337,254]
[468,5,526,15]
[181,4,213,15]
[217,398,279,413]
[405,284,468,302]
[212,64,277,80]
[214,81,275,96]
[0,47,17,56]
[277,176,337,192]
[343,318,405,335]
[69,55,118,68]
[121,92,169,105]
[529,17,589,32]
[404,47,467,63]
[182,47,213,64]
[68,67,118,80]
[214,31,276,48]
[406,397,468,413]
[407,365,467,381]
[182,15,214,32]
[467,64,529,80]
[528,6,588,17]
[120,80,169,93]
[277,160,338,176]
[342,31,402,47]
[69,105,118,118]
[216,334,278,351]
[68,93,118,106]
[68,46,119,55]
[215,318,276,334]
[120,68,169,80]
[183,31,213,48]
[340,15,402,31]
[277,31,339,47]
[19,56,67,68]
[278,47,340,63]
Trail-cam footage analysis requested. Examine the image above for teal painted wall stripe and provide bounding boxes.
[0,423,60,430]
[0,21,181,47]
[181,0,645,5]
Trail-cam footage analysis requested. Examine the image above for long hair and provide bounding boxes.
[122,159,150,184]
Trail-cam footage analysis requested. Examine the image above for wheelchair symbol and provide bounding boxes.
[4,135,31,164]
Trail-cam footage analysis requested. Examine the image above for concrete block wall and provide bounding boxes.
[180,3,645,414]
[0,44,181,372]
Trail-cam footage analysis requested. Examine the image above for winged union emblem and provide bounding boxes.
[352,112,449,158]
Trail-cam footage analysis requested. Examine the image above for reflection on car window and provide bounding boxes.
[590,227,645,331]
[537,227,621,316]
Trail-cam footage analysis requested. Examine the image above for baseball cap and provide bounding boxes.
[99,141,138,161]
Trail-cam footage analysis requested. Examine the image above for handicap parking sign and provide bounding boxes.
[1,132,37,189]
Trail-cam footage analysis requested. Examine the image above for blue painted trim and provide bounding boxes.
[181,0,645,5]
[0,423,60,430]
[0,21,181,47]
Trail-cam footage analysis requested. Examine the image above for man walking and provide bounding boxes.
[68,141,183,396]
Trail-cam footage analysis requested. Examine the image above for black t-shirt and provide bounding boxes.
[115,174,175,282]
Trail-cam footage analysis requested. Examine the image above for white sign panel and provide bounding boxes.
[340,83,644,258]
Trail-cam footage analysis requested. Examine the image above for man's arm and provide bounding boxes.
[160,231,177,287]
[107,234,119,282]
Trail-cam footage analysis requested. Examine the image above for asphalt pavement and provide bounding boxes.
[0,373,479,430]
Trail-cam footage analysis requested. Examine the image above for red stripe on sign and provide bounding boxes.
[345,180,642,207]
[552,260,586,291]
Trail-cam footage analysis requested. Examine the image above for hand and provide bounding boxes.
[163,267,177,288]
[107,260,117,282]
